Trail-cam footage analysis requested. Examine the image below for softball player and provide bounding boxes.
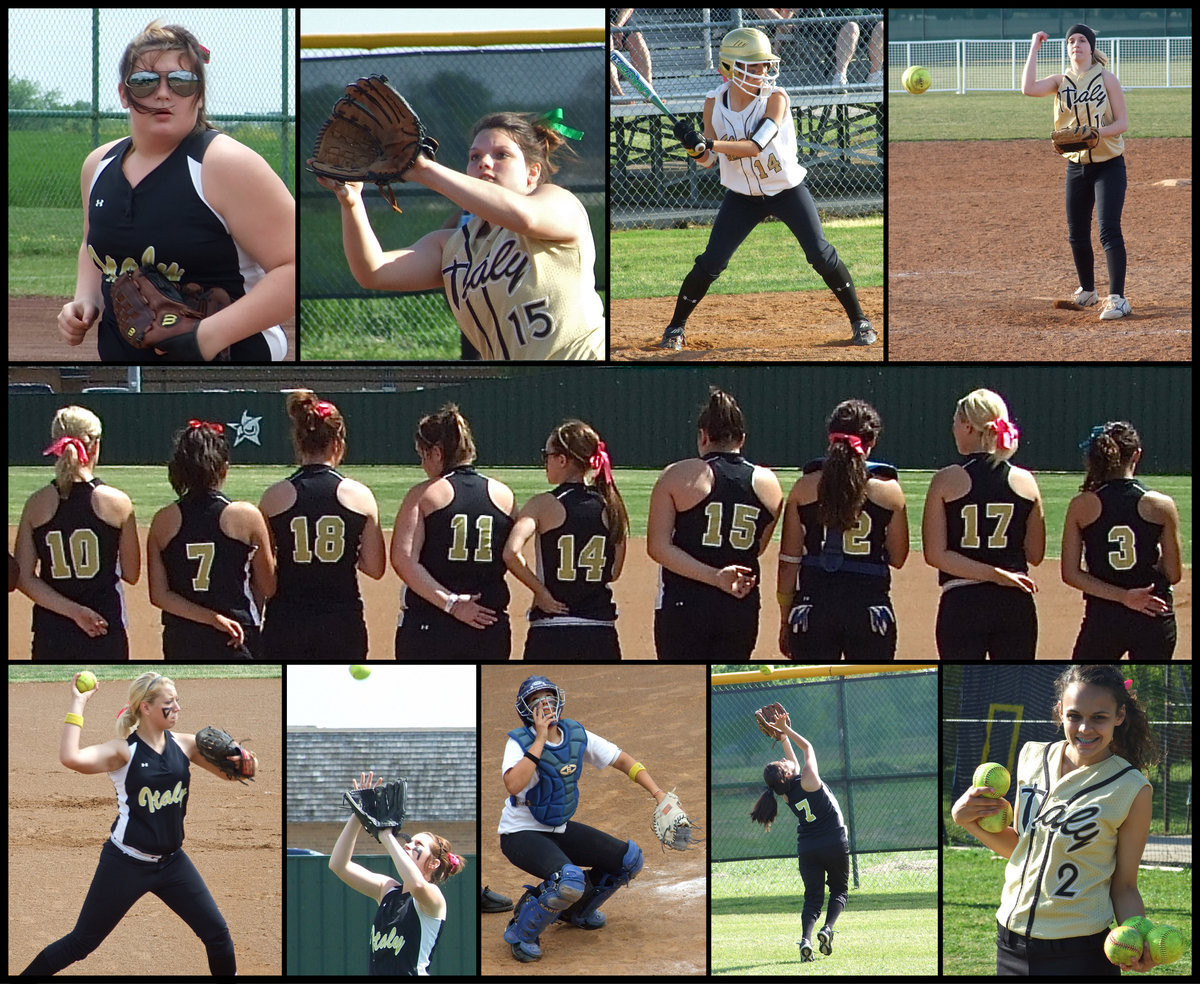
[648,388,783,660]
[503,420,630,661]
[329,771,464,976]
[498,675,669,963]
[258,392,386,659]
[391,404,516,659]
[750,708,850,963]
[777,399,908,661]
[951,664,1158,975]
[147,420,275,659]
[1022,24,1131,320]
[1062,421,1182,660]
[659,26,876,349]
[15,405,140,660]
[21,672,245,976]
[317,111,603,360]
[58,20,293,361]
[923,389,1046,660]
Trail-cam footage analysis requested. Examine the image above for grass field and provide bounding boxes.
[8,465,1191,565]
[712,851,938,975]
[943,847,1193,977]
[6,663,281,684]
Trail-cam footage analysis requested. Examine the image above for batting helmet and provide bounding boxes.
[718,27,780,96]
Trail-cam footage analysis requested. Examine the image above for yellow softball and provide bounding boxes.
[902,65,931,95]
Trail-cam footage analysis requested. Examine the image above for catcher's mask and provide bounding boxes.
[718,27,780,96]
[515,675,565,726]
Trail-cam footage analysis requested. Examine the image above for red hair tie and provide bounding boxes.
[188,419,225,435]
[447,852,461,871]
[828,432,865,456]
[42,435,90,465]
[992,418,1019,451]
[588,441,613,483]
[313,401,336,419]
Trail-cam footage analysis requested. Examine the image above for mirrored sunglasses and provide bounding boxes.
[125,70,199,98]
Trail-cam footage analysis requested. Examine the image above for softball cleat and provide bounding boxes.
[1099,294,1131,320]
[1072,287,1100,307]
[797,938,815,962]
[659,325,685,350]
[817,925,835,955]
[851,319,877,346]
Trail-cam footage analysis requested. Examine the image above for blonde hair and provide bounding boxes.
[115,672,176,738]
[48,406,102,498]
[955,388,1019,461]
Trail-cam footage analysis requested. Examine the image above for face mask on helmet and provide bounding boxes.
[727,58,779,95]
[515,676,565,725]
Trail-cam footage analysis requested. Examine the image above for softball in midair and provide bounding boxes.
[1145,924,1185,965]
[759,664,774,675]
[1104,925,1144,966]
[349,665,371,681]
[973,762,1010,798]
[75,670,98,693]
[977,796,1012,834]
[902,65,931,95]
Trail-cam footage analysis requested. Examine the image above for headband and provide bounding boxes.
[188,419,225,435]
[1065,23,1097,52]
[828,432,866,456]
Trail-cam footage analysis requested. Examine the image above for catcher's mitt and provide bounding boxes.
[344,778,409,843]
[110,266,231,361]
[307,75,438,213]
[1051,124,1100,156]
[755,702,788,744]
[652,789,702,852]
[195,725,256,783]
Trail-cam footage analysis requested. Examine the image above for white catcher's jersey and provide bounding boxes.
[440,196,604,361]
[707,81,806,196]
[997,739,1149,940]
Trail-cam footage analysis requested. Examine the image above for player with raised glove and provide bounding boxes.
[111,266,232,361]
[344,776,409,842]
[308,74,439,213]
[749,707,851,964]
[755,701,788,744]
[195,724,257,783]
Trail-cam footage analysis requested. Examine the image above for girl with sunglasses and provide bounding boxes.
[58,20,295,362]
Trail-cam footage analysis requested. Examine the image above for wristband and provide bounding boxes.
[523,750,540,765]
[628,762,646,782]
[777,591,793,609]
[65,713,84,727]
[778,552,803,564]
[443,593,463,613]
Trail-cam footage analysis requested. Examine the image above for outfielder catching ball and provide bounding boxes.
[951,665,1158,975]
[751,703,851,963]
[497,675,698,963]
[59,20,294,361]
[311,75,604,360]
[659,26,877,349]
[1022,24,1132,320]
[21,672,255,976]
[330,771,465,976]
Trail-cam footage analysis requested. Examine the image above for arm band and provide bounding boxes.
[65,713,84,727]
[778,552,803,564]
[750,118,779,151]
[628,762,646,783]
[523,750,540,765]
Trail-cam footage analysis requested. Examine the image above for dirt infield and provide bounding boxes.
[478,663,708,975]
[888,138,1191,361]
[610,286,884,361]
[9,528,1190,660]
[7,675,282,976]
[7,295,298,362]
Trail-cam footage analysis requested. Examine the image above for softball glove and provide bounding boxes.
[110,266,231,361]
[195,725,256,783]
[344,778,408,842]
[652,790,701,852]
[1051,124,1100,156]
[755,702,788,744]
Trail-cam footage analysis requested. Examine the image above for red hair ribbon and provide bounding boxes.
[447,852,461,871]
[188,419,225,435]
[1124,679,1133,691]
[313,401,336,419]
[198,44,211,64]
[42,435,90,464]
[992,418,1019,450]
[828,432,866,455]
[588,441,613,483]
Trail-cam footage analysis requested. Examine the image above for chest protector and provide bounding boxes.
[508,719,588,826]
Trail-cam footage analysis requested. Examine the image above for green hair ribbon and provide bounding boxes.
[538,107,584,141]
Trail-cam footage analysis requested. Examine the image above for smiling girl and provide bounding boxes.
[951,665,1158,976]
[318,109,603,360]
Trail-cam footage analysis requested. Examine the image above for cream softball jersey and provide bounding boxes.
[707,81,806,196]
[1055,65,1124,164]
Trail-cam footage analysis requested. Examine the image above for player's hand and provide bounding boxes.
[69,604,109,638]
[995,568,1037,593]
[313,172,364,207]
[353,770,384,791]
[1125,941,1156,974]
[1120,584,1169,616]
[210,613,245,646]
[950,785,1009,829]
[715,564,756,598]
[531,584,569,616]
[69,673,100,703]
[447,593,498,629]
[1031,31,1050,47]
[58,300,100,347]
[531,699,556,741]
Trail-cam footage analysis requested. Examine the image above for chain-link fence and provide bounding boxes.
[300,40,606,360]
[712,667,938,900]
[610,8,883,228]
[8,10,295,298]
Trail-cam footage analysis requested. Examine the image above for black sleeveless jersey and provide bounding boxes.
[369,887,444,976]
[1080,479,1171,600]
[530,482,618,624]
[109,730,191,856]
[940,453,1035,585]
